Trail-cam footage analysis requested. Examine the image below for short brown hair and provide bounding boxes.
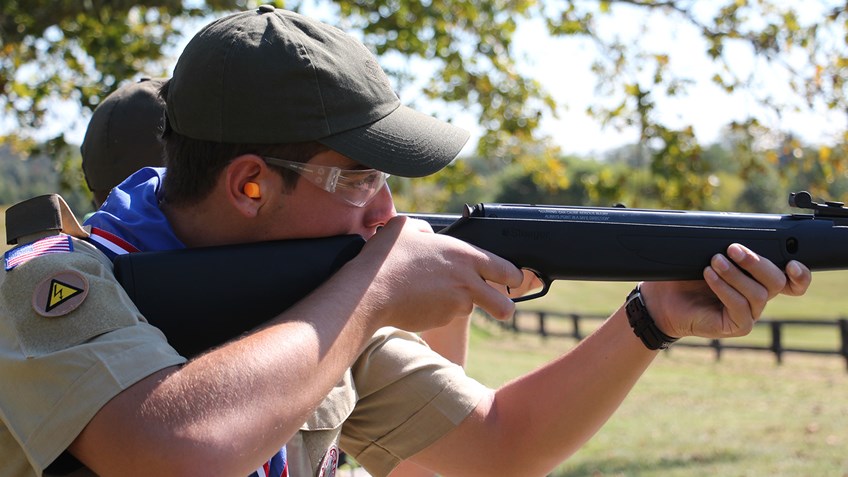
[159,80,329,206]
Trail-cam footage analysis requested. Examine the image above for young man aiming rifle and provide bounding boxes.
[77,62,476,477]
[0,6,811,477]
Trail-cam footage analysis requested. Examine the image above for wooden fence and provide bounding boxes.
[495,309,848,371]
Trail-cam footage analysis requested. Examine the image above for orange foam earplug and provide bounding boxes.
[244,182,261,198]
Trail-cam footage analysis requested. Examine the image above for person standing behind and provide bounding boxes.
[81,78,167,208]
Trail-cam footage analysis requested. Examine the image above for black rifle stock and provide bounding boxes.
[113,191,848,357]
[113,236,366,358]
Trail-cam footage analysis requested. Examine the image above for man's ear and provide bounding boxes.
[225,155,269,218]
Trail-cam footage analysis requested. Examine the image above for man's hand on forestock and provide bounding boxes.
[640,243,812,340]
[358,216,525,332]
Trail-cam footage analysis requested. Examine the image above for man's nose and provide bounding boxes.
[361,183,396,235]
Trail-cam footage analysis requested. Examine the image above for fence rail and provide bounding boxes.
[495,310,848,371]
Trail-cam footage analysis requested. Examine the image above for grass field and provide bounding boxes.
[466,319,848,476]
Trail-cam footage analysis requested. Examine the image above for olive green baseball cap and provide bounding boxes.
[166,5,469,177]
[81,78,167,199]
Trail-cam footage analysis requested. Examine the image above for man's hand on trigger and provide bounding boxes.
[408,218,528,320]
[361,216,524,331]
[487,269,544,301]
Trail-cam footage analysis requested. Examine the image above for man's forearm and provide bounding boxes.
[406,308,655,477]
[70,253,392,476]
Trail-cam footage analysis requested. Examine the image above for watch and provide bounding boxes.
[625,285,679,350]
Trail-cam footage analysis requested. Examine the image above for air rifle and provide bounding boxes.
[113,191,848,357]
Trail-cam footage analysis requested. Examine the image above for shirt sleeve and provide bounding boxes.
[0,240,186,475]
[340,327,489,477]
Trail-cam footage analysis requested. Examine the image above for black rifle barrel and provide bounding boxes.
[439,200,848,282]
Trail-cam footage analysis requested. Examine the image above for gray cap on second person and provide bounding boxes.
[81,78,167,196]
[165,5,469,177]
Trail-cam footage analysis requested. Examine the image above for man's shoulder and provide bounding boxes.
[2,235,111,285]
[0,235,132,355]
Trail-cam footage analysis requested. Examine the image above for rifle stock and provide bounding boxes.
[114,191,848,357]
[114,235,364,358]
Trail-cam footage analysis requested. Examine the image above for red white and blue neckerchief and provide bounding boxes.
[83,167,184,259]
[83,167,288,476]
[253,446,288,477]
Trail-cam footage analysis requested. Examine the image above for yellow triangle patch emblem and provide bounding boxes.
[46,279,84,312]
[33,271,89,318]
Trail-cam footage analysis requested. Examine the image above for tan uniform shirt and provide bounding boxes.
[0,237,187,477]
[0,237,487,477]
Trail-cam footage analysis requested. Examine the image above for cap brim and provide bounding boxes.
[318,105,470,177]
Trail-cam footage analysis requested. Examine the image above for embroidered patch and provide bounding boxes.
[5,235,73,270]
[318,445,339,477]
[32,271,89,317]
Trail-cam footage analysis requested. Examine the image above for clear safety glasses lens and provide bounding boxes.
[263,156,389,207]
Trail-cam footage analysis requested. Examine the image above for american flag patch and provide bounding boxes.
[5,235,74,270]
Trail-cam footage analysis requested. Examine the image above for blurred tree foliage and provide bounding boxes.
[1,0,847,209]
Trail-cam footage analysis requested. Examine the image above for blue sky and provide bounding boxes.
[371,1,847,156]
[507,4,847,155]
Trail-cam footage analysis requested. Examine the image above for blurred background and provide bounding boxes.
[2,1,847,475]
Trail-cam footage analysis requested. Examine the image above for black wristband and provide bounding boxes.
[625,285,679,350]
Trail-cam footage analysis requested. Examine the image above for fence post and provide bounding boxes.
[839,318,848,372]
[770,321,783,365]
[508,311,517,332]
[571,314,582,341]
[538,312,547,338]
[711,339,722,361]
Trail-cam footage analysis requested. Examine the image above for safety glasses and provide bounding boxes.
[262,156,390,207]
